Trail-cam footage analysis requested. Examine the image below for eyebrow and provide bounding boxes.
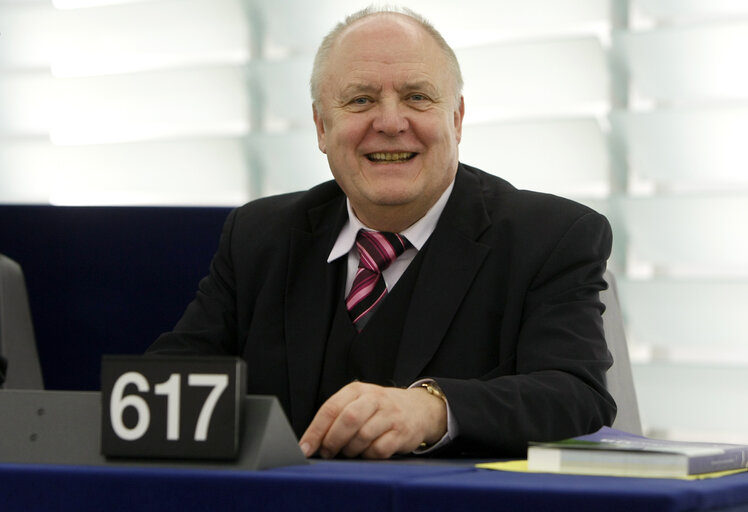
[400,80,438,93]
[339,80,439,99]
[340,83,381,98]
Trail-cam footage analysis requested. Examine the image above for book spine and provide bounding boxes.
[689,448,748,474]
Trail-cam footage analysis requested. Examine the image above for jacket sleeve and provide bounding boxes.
[435,211,616,457]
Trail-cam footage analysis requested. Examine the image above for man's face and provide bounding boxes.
[313,14,464,231]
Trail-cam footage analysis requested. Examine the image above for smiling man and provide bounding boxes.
[149,6,616,459]
[311,11,463,234]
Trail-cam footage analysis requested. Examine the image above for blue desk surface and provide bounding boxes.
[2,460,748,512]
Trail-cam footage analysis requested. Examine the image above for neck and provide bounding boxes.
[348,172,457,233]
[353,203,425,233]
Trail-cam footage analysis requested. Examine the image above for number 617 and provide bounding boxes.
[109,372,227,442]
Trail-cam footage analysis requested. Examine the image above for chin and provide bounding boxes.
[364,185,420,206]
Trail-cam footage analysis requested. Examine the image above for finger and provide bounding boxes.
[298,382,365,457]
[299,399,345,457]
[360,428,414,459]
[339,408,395,458]
[320,394,380,458]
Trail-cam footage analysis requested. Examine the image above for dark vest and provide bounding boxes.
[316,249,427,407]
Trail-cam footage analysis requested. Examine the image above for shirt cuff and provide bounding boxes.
[409,378,458,454]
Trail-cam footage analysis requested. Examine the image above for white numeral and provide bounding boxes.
[154,373,181,441]
[188,374,228,441]
[110,371,150,441]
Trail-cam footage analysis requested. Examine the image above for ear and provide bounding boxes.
[454,96,465,144]
[313,104,327,154]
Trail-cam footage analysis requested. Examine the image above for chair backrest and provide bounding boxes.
[0,254,44,389]
[0,204,230,390]
[601,270,642,435]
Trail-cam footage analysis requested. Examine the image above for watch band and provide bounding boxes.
[418,381,447,449]
[419,381,446,403]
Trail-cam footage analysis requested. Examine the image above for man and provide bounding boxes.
[148,6,616,459]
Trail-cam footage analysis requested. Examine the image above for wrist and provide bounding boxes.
[416,381,448,446]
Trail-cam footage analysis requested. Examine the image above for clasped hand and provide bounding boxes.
[298,381,448,459]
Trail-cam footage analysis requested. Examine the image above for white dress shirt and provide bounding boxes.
[327,180,455,292]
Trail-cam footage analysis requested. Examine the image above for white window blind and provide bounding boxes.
[613,0,748,443]
[0,0,252,205]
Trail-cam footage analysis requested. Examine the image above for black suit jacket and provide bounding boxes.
[149,163,616,456]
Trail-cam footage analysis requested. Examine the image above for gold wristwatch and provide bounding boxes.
[418,381,447,449]
[419,381,446,403]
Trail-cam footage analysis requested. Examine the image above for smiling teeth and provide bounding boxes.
[368,152,414,162]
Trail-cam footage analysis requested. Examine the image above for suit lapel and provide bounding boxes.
[394,166,492,384]
[284,195,347,434]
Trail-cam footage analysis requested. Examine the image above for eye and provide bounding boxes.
[346,96,374,111]
[406,93,435,109]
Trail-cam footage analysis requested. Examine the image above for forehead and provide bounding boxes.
[324,15,451,90]
[336,15,434,58]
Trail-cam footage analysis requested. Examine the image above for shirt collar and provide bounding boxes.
[327,179,455,262]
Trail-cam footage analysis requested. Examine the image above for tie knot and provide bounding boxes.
[355,230,410,273]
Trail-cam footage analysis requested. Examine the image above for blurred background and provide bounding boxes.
[1,0,747,443]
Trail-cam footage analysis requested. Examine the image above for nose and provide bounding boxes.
[372,100,409,136]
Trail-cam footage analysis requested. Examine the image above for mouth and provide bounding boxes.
[365,152,417,163]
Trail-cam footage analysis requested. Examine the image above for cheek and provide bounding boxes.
[415,113,456,143]
[329,121,367,156]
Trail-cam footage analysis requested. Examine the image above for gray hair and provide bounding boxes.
[310,6,464,108]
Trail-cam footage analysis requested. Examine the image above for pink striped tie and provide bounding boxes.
[346,230,411,331]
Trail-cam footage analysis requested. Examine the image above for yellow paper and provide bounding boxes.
[475,460,748,480]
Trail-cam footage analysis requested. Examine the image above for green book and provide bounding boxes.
[528,427,748,478]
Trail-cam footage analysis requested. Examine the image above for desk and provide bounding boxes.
[2,460,748,512]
